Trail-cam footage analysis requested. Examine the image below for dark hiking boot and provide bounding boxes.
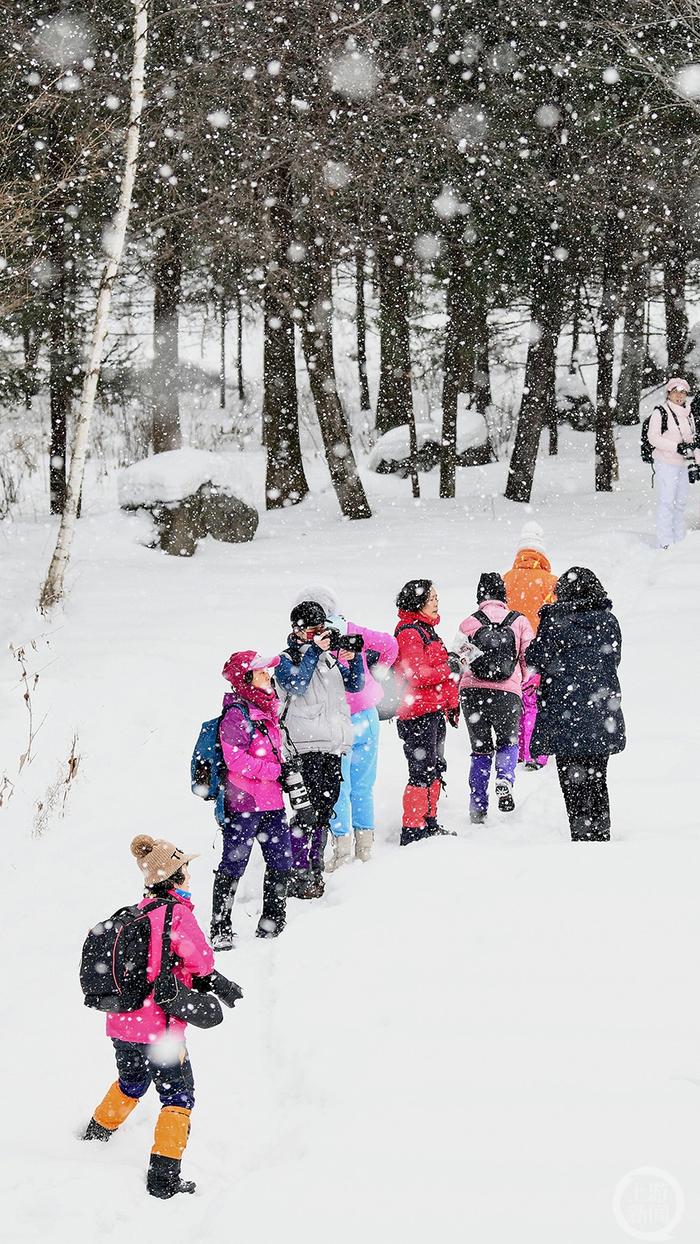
[256,867,288,937]
[400,825,432,846]
[83,1118,113,1142]
[425,817,457,837]
[287,868,323,900]
[147,1155,196,1199]
[210,870,238,951]
[469,809,487,825]
[495,780,515,812]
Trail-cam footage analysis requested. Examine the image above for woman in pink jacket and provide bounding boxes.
[293,586,399,868]
[453,573,534,823]
[647,377,700,548]
[84,835,214,1199]
[212,650,293,949]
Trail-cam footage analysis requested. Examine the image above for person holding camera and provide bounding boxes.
[275,601,365,898]
[647,377,700,548]
[394,579,459,845]
[292,586,399,869]
[210,650,293,949]
[84,836,215,1198]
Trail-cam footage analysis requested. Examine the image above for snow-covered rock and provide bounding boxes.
[369,402,489,475]
[117,446,256,509]
[118,448,258,554]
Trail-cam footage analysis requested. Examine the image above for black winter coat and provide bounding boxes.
[527,598,626,757]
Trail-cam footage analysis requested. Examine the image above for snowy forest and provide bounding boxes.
[3,2,700,545]
[4,3,700,1242]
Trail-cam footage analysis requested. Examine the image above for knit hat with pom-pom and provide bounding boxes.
[130,834,199,889]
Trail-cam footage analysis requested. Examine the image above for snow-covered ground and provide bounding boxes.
[3,427,700,1242]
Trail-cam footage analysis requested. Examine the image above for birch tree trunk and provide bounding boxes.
[40,0,148,611]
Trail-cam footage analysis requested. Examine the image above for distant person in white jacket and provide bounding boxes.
[647,377,700,548]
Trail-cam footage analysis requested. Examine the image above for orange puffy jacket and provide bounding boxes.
[503,549,557,633]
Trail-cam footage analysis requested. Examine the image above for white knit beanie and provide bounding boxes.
[518,521,547,555]
[292,585,339,617]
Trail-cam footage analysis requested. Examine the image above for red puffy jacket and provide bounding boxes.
[394,611,459,720]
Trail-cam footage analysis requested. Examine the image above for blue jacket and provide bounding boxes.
[527,599,626,757]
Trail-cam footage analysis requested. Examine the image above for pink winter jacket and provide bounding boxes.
[345,621,399,716]
[455,600,534,698]
[106,892,214,1044]
[220,694,284,812]
[648,401,700,468]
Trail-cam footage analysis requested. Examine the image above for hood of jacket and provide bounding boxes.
[512,548,552,574]
[544,596,613,618]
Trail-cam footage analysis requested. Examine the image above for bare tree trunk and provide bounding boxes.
[616,253,647,425]
[595,221,619,492]
[376,248,413,437]
[355,248,371,420]
[440,241,470,499]
[40,0,149,611]
[48,221,70,514]
[299,249,371,520]
[664,227,689,377]
[235,261,244,404]
[473,278,492,416]
[570,278,581,373]
[263,283,309,508]
[151,216,182,452]
[505,239,563,503]
[219,292,226,410]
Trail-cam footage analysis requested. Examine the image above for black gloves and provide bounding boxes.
[209,970,244,1008]
[678,440,696,459]
[447,705,460,728]
[448,653,462,677]
[192,971,243,1008]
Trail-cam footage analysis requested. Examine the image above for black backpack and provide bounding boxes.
[378,620,434,721]
[80,899,173,1013]
[640,405,670,465]
[469,610,520,682]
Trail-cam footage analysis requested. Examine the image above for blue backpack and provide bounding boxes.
[191,703,253,826]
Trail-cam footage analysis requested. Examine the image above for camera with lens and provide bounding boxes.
[323,629,365,654]
[280,760,316,829]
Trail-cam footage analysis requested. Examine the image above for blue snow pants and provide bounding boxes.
[330,707,380,838]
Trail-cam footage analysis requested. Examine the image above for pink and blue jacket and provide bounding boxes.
[106,892,214,1044]
[344,621,399,716]
[220,692,284,813]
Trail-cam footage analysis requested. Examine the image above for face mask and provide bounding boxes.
[174,888,191,900]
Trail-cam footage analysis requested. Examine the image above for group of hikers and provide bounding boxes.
[82,520,626,1198]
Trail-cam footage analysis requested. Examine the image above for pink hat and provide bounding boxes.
[666,377,690,393]
[222,650,280,686]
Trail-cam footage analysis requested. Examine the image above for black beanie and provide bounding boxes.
[555,566,607,605]
[396,579,433,612]
[477,572,506,604]
[290,600,327,629]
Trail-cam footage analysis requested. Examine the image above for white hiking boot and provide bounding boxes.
[326,833,353,872]
[354,829,374,862]
[495,779,515,813]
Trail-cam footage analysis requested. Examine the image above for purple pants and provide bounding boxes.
[219,808,292,879]
[519,685,548,767]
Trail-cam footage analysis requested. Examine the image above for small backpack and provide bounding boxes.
[80,899,172,1013]
[469,610,520,682]
[378,621,434,720]
[640,405,669,465]
[191,702,253,825]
